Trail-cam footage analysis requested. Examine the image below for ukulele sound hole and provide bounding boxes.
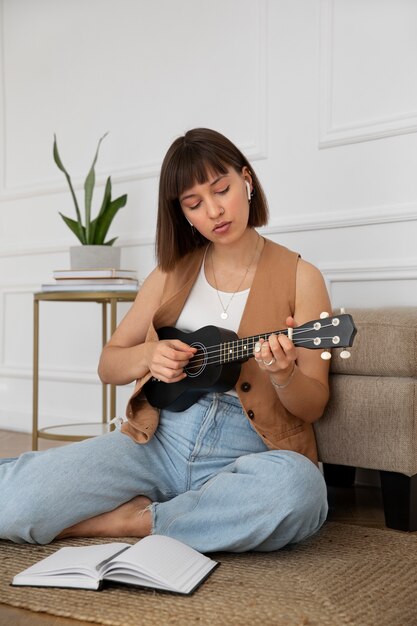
[185,343,207,378]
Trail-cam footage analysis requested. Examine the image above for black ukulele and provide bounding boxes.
[144,313,357,412]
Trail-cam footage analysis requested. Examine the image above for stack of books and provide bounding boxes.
[41,269,140,292]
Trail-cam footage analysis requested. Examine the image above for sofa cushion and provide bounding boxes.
[330,307,417,378]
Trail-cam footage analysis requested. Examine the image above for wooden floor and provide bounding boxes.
[0,429,387,626]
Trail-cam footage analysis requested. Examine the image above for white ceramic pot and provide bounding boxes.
[70,245,121,270]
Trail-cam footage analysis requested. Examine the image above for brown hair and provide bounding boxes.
[156,128,269,271]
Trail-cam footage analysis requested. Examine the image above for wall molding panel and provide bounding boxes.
[320,258,417,284]
[319,259,417,306]
[0,232,156,259]
[319,0,417,148]
[0,0,268,201]
[0,364,101,384]
[262,200,417,235]
[2,199,417,260]
[317,259,417,308]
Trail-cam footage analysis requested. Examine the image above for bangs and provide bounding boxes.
[168,148,229,200]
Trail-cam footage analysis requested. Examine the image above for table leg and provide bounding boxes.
[32,299,39,451]
[102,302,108,424]
[110,298,117,418]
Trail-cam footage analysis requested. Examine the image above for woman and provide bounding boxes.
[0,128,330,552]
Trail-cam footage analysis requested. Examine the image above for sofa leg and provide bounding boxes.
[323,463,356,487]
[379,471,417,532]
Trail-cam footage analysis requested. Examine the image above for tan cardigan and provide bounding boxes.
[122,238,319,463]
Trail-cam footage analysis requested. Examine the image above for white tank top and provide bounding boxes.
[176,257,250,334]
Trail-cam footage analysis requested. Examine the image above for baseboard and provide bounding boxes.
[0,409,31,433]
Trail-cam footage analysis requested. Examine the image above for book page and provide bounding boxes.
[103,535,216,593]
[14,543,130,579]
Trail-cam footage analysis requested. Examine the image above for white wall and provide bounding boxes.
[0,0,416,434]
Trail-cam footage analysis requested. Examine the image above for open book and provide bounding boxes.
[12,535,219,595]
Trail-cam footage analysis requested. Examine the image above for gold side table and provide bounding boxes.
[32,290,137,450]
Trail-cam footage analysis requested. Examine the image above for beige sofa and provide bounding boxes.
[314,308,417,531]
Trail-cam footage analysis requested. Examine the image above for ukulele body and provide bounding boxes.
[144,325,245,411]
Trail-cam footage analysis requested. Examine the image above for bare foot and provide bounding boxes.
[57,496,153,539]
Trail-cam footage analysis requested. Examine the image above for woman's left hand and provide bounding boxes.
[254,315,297,382]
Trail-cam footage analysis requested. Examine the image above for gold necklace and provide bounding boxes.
[210,235,260,320]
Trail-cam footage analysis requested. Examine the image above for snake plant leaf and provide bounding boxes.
[53,135,82,227]
[104,236,118,246]
[84,132,108,243]
[98,176,112,216]
[91,193,127,245]
[59,212,86,244]
[89,176,112,243]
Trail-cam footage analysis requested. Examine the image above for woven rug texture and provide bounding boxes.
[0,522,416,626]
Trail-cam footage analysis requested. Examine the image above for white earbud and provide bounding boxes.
[245,181,251,201]
[186,218,193,226]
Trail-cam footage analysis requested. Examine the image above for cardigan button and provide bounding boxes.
[241,382,251,392]
[247,410,255,420]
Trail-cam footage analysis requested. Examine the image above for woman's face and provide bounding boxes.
[179,166,252,244]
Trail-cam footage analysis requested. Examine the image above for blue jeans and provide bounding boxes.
[0,393,328,552]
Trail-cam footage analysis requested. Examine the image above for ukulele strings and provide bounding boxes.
[186,321,337,369]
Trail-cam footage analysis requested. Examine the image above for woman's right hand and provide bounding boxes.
[144,340,197,383]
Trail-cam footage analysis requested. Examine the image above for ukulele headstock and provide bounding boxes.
[293,312,357,359]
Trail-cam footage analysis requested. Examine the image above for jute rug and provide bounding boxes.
[0,522,416,626]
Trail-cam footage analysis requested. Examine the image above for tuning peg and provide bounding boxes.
[340,350,351,359]
[340,307,346,314]
[320,311,330,319]
[320,350,332,360]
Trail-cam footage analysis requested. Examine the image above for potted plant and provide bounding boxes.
[53,132,127,269]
